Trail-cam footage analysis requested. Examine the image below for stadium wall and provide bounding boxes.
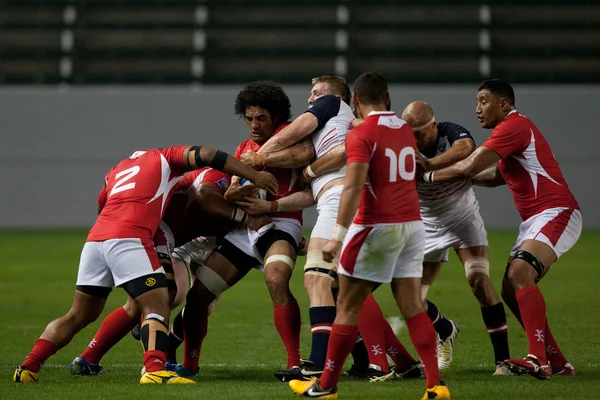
[1,85,598,229]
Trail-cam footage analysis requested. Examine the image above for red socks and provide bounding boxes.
[81,306,137,364]
[319,324,359,391]
[383,318,416,370]
[22,338,58,373]
[516,286,548,364]
[406,312,440,388]
[182,308,208,372]
[144,350,167,373]
[544,317,567,367]
[358,295,391,372]
[273,301,302,369]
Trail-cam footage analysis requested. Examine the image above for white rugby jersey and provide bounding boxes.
[418,122,480,226]
[304,95,354,198]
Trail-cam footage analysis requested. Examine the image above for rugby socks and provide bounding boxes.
[426,300,454,341]
[166,308,185,363]
[21,338,57,373]
[273,300,302,369]
[182,305,208,372]
[358,295,390,372]
[382,317,417,371]
[141,315,169,373]
[308,306,336,368]
[81,306,137,365]
[320,324,359,391]
[406,312,441,389]
[350,334,370,372]
[481,303,510,365]
[516,286,548,365]
[544,317,568,368]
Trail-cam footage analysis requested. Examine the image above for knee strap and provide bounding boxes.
[265,254,295,270]
[464,257,490,278]
[304,250,337,280]
[196,265,231,296]
[513,250,544,281]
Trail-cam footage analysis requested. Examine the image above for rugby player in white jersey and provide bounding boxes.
[401,101,511,374]
[241,76,355,380]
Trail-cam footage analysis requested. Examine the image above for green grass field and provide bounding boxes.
[1,229,599,400]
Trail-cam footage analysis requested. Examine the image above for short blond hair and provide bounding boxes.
[311,75,351,105]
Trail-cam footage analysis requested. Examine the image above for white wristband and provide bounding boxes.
[332,224,348,242]
[305,165,317,178]
[423,171,435,183]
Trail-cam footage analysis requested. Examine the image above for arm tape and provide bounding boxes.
[209,150,229,171]
[190,145,205,168]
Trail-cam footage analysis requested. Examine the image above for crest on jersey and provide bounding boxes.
[215,177,229,191]
[438,142,446,153]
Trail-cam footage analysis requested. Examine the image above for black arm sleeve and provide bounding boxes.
[304,95,341,131]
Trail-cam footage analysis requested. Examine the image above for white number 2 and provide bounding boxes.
[109,166,140,196]
[385,147,416,182]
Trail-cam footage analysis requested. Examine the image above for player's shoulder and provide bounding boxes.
[438,121,470,136]
[495,110,532,133]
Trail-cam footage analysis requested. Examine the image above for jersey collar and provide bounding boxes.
[367,111,395,116]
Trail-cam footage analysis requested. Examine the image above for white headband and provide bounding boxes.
[411,116,436,132]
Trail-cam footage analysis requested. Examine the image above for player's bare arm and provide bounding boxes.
[424,138,475,170]
[301,142,346,183]
[422,146,502,183]
[471,164,505,187]
[322,162,369,262]
[183,146,278,195]
[241,137,315,169]
[256,113,318,154]
[224,180,259,203]
[195,182,271,231]
[236,186,316,215]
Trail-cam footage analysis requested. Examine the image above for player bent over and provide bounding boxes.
[13,145,277,384]
[402,101,510,373]
[179,81,315,377]
[421,79,581,379]
[69,168,261,376]
[289,72,450,399]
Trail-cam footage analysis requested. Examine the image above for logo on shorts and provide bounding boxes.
[145,277,157,287]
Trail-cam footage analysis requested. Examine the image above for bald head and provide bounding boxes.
[402,101,435,130]
[402,101,439,151]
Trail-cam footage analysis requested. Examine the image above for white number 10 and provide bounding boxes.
[385,147,416,182]
[110,166,140,196]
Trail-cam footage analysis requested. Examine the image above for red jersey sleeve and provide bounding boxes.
[346,127,373,164]
[482,120,530,159]
[160,145,189,172]
[200,169,231,194]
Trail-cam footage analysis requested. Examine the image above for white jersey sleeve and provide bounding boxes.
[304,95,354,198]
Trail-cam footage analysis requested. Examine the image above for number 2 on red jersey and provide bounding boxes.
[109,166,141,197]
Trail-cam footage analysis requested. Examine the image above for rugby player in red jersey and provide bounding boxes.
[68,167,271,376]
[179,81,316,378]
[289,72,449,399]
[14,146,277,384]
[420,79,581,379]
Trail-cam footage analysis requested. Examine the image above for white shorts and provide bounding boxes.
[511,207,582,259]
[172,236,218,267]
[423,209,488,262]
[223,217,302,268]
[76,238,163,288]
[311,185,343,240]
[338,221,425,283]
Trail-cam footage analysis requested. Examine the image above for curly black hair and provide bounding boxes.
[234,80,292,124]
